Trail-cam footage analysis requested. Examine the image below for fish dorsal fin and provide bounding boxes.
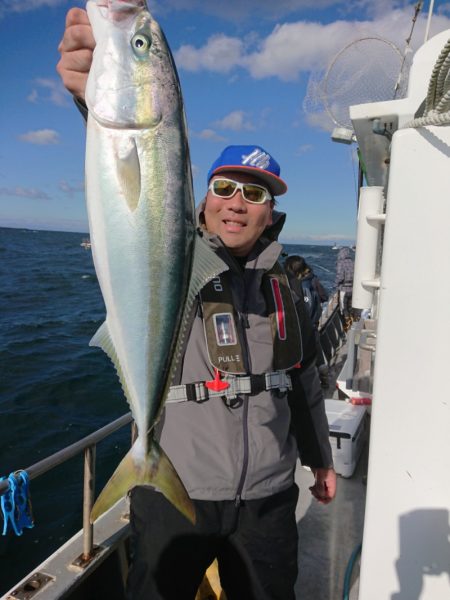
[89,321,133,408]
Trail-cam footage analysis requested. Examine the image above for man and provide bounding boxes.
[284,255,329,388]
[57,9,336,600]
[284,256,328,327]
[335,246,356,330]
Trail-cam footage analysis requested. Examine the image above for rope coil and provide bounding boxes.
[405,37,450,128]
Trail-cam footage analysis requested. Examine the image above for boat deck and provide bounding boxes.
[295,341,369,600]
[295,445,367,599]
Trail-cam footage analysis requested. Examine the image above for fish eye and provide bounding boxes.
[131,33,151,56]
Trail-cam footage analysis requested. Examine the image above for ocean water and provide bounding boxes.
[0,227,339,594]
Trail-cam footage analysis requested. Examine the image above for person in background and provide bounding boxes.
[335,246,355,330]
[284,255,329,388]
[57,8,337,600]
[284,256,327,325]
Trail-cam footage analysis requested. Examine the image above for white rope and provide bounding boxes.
[404,37,450,128]
[435,88,450,113]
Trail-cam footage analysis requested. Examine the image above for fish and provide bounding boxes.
[84,0,225,524]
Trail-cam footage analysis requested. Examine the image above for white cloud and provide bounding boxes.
[27,89,38,103]
[19,129,60,145]
[29,78,71,107]
[175,10,450,81]
[0,186,51,200]
[59,180,85,196]
[297,144,313,154]
[304,111,335,133]
[243,20,358,81]
[175,35,245,73]
[0,0,70,17]
[437,3,450,16]
[194,129,227,142]
[214,110,255,131]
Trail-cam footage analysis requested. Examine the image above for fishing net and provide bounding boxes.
[303,37,413,131]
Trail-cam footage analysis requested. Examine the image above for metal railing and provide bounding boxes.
[0,412,133,561]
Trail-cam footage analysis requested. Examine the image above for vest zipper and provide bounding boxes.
[239,311,250,329]
[235,394,250,506]
[235,274,251,506]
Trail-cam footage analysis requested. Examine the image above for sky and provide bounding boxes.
[1,1,450,244]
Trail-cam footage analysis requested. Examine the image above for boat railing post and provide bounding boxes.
[82,444,96,560]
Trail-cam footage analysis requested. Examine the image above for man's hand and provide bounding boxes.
[56,8,95,101]
[309,467,337,504]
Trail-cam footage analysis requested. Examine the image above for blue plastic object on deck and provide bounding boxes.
[1,471,34,536]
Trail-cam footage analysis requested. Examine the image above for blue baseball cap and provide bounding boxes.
[207,145,287,196]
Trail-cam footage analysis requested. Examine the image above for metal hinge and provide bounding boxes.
[6,572,53,599]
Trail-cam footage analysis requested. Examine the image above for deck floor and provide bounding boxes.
[294,340,369,600]
[295,445,368,599]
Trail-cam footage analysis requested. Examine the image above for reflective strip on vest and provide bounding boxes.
[166,371,293,403]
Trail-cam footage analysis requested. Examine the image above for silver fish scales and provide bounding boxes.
[85,0,225,523]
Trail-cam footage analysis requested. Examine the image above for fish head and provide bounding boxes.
[86,0,182,130]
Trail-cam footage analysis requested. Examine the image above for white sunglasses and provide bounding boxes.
[208,177,272,204]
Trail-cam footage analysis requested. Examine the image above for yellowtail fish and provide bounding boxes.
[85,0,225,523]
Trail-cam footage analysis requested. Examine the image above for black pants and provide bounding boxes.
[126,484,299,600]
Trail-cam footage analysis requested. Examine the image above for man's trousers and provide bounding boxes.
[126,484,299,600]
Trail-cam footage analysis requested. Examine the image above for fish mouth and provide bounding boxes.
[96,0,147,21]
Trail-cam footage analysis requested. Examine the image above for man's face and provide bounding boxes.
[203,171,274,257]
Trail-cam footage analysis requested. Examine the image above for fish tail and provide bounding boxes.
[90,437,195,524]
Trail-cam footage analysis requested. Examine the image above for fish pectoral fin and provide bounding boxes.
[90,438,195,525]
[89,321,134,409]
[89,321,111,350]
[115,136,141,212]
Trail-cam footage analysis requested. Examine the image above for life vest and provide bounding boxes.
[199,262,302,375]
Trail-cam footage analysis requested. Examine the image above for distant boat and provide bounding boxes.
[80,238,91,250]
[331,243,340,250]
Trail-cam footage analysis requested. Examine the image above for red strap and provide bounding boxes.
[270,278,286,340]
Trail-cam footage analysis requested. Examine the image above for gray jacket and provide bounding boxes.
[157,206,333,501]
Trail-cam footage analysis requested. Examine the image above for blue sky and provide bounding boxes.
[1,0,450,244]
